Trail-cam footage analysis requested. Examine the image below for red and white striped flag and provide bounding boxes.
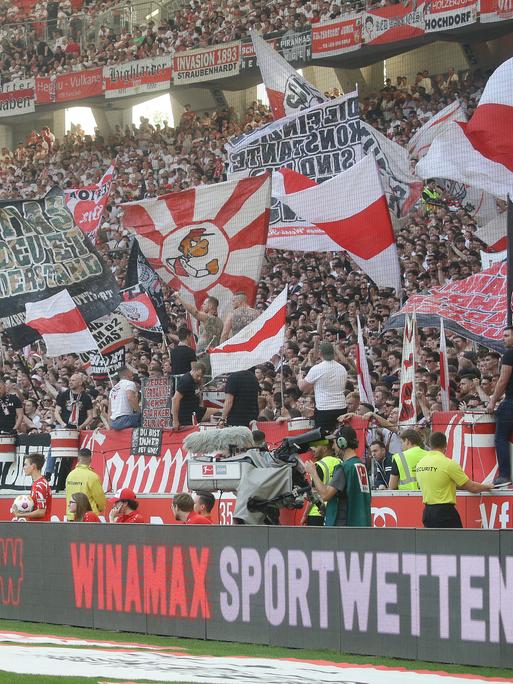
[25,290,98,357]
[398,314,417,426]
[356,316,374,407]
[475,210,508,252]
[417,58,513,198]
[274,155,401,292]
[209,287,287,377]
[408,100,466,160]
[64,163,116,245]
[439,317,450,412]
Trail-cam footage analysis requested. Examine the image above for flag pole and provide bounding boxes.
[507,195,513,327]
[98,350,115,388]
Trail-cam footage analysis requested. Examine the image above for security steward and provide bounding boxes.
[389,429,426,491]
[416,431,493,528]
[65,448,106,521]
[421,179,443,211]
[301,437,340,526]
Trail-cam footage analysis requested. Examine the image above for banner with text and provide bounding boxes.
[0,79,35,118]
[425,0,477,32]
[141,377,173,429]
[241,29,313,71]
[35,68,103,104]
[312,16,362,58]
[479,0,513,22]
[362,1,425,44]
[173,42,241,85]
[103,56,172,99]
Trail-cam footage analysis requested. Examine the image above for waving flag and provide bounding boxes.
[356,316,374,407]
[25,290,97,357]
[408,100,467,160]
[439,317,450,412]
[274,155,401,292]
[398,314,417,426]
[122,175,270,319]
[210,287,287,377]
[476,210,508,252]
[251,32,324,119]
[118,286,162,335]
[64,163,116,245]
[417,58,513,197]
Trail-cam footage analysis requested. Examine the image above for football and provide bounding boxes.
[12,494,34,514]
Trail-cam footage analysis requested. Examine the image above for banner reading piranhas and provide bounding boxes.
[311,16,362,58]
[173,41,240,85]
[0,79,35,118]
[103,56,172,99]
[425,0,477,32]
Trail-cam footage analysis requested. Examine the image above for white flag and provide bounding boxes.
[25,290,98,357]
[408,100,467,160]
[210,287,287,377]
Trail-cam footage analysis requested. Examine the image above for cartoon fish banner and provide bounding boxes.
[121,175,271,318]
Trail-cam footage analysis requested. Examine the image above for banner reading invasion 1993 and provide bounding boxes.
[226,92,361,234]
[0,191,121,348]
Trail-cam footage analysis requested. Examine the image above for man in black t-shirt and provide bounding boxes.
[487,326,513,486]
[172,362,217,429]
[218,369,259,428]
[0,380,23,433]
[170,327,197,376]
[54,373,94,429]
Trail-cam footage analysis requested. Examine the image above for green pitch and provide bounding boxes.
[0,618,510,684]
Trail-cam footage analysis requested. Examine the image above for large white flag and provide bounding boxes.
[25,290,98,357]
[439,317,450,412]
[210,287,287,377]
[398,314,417,426]
[408,100,467,160]
[417,58,513,198]
[475,210,508,251]
[273,155,401,292]
[356,316,374,407]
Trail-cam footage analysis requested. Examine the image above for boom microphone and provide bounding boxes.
[184,426,254,455]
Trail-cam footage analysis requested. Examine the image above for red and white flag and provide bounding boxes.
[25,290,97,357]
[274,155,401,292]
[64,163,116,245]
[118,286,162,334]
[356,316,374,407]
[122,175,271,319]
[417,58,513,198]
[408,100,467,160]
[475,210,508,251]
[398,314,417,426]
[251,32,325,119]
[209,286,287,377]
[439,317,450,412]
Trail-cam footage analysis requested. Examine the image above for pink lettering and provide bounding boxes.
[336,551,373,631]
[402,553,428,636]
[219,546,239,622]
[264,548,286,626]
[489,556,513,643]
[460,556,486,642]
[288,550,311,627]
[431,555,457,639]
[376,553,400,635]
[312,551,334,629]
[241,548,262,623]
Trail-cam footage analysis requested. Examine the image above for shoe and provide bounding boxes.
[493,476,512,487]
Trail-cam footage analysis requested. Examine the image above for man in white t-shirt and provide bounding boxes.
[298,341,347,433]
[109,366,141,430]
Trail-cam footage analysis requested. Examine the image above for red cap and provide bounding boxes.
[110,488,137,504]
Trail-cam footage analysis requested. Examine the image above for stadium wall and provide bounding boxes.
[0,523,511,668]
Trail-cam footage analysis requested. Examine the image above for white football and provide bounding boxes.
[12,494,34,513]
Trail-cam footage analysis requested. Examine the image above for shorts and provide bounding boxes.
[422,503,463,528]
[314,407,347,434]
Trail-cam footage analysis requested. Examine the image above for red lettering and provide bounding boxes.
[169,546,187,617]
[144,545,167,615]
[124,545,142,613]
[106,544,123,611]
[0,538,24,606]
[97,543,104,610]
[70,543,95,609]
[189,547,210,619]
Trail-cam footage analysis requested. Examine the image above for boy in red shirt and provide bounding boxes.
[108,488,145,523]
[13,453,52,521]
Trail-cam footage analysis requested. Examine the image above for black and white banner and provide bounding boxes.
[0,192,120,348]
[227,93,361,235]
[0,78,35,118]
[87,347,125,380]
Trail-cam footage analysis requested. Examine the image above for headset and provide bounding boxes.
[336,434,348,449]
[335,427,358,451]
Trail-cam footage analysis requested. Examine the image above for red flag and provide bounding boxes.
[64,163,116,245]
[398,314,417,426]
[439,317,450,412]
[356,316,374,407]
[118,286,162,334]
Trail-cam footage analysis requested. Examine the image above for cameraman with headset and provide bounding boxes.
[304,425,372,527]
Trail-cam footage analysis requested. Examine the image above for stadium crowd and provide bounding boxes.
[0,62,503,479]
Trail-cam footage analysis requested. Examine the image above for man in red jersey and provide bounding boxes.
[13,453,52,521]
[173,493,212,524]
[108,488,145,523]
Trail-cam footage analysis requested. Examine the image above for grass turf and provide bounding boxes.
[0,618,511,682]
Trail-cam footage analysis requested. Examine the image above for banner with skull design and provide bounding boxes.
[121,174,271,319]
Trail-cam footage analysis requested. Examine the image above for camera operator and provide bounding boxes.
[304,425,371,527]
[301,437,341,526]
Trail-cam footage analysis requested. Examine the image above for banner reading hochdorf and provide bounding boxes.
[0,79,35,118]
[173,41,241,85]
[103,56,172,99]
[425,0,477,32]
